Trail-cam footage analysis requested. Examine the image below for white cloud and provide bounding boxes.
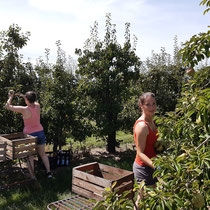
[1,0,209,63]
[28,0,116,21]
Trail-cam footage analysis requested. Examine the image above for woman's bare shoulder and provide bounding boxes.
[135,120,148,133]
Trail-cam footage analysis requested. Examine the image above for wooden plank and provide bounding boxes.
[15,145,36,152]
[102,171,121,180]
[6,145,14,160]
[6,148,13,156]
[73,162,99,171]
[114,180,134,195]
[73,168,111,188]
[0,134,36,145]
[112,173,134,187]
[93,163,103,177]
[14,150,36,159]
[0,150,6,155]
[0,137,13,146]
[72,177,104,195]
[6,145,13,151]
[6,152,13,159]
[0,150,6,161]
[0,142,6,154]
[0,132,25,140]
[99,163,133,176]
[0,156,6,162]
[13,137,37,146]
[72,185,103,201]
[0,142,6,148]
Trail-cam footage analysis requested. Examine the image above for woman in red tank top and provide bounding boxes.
[133,92,158,208]
[5,90,52,179]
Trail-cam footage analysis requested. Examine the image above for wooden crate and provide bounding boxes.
[0,141,6,162]
[72,162,134,201]
[0,132,37,160]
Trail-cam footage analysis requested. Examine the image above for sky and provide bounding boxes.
[0,0,209,63]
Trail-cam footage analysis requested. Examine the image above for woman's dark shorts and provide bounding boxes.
[29,130,46,145]
[133,161,157,186]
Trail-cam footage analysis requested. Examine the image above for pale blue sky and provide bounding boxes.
[0,0,209,63]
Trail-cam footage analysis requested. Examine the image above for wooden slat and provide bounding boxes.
[0,143,6,162]
[72,185,103,201]
[15,145,36,152]
[6,145,13,152]
[72,177,104,195]
[73,168,111,188]
[14,150,36,159]
[0,137,13,146]
[0,156,6,161]
[99,163,133,176]
[73,162,99,171]
[102,171,121,180]
[111,173,134,188]
[6,152,13,159]
[0,150,5,155]
[114,180,134,195]
[13,137,37,146]
[0,132,24,139]
[0,142,6,148]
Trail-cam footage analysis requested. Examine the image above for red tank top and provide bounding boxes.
[134,120,158,166]
[23,105,43,134]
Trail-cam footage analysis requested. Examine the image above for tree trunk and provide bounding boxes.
[53,141,58,153]
[107,130,116,153]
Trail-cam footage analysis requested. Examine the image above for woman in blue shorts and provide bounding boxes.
[5,90,52,179]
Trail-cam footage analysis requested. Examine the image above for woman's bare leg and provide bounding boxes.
[36,144,51,173]
[26,156,36,179]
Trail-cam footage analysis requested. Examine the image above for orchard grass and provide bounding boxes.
[0,131,135,210]
[46,130,133,152]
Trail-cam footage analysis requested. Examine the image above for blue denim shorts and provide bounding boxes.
[29,130,46,145]
[133,161,157,186]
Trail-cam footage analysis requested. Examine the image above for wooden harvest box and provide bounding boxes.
[0,132,37,160]
[72,162,134,201]
[0,141,6,162]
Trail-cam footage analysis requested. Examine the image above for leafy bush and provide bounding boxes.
[149,67,210,209]
[94,182,134,210]
[94,66,209,210]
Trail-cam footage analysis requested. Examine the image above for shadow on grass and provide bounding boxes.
[74,147,136,171]
[0,148,136,209]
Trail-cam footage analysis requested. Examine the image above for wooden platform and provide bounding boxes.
[47,195,96,210]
